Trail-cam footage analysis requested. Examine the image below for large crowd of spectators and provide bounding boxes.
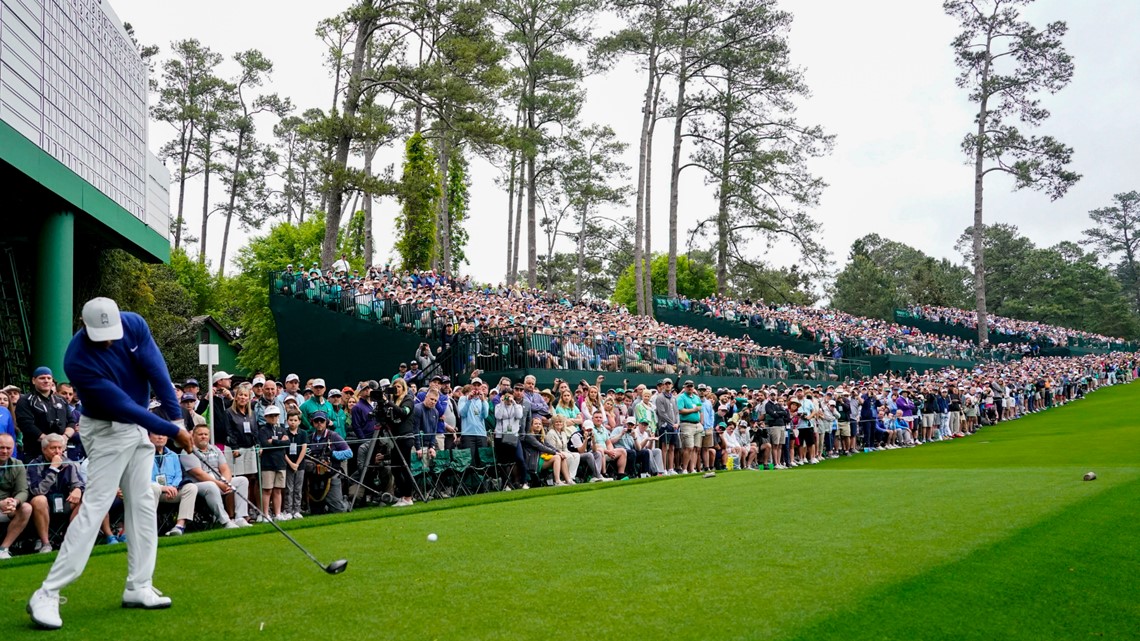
[902,304,1136,349]
[678,295,1025,361]
[3,345,1133,558]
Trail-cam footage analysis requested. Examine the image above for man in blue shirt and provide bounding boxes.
[29,298,193,630]
[149,432,198,537]
[457,378,490,450]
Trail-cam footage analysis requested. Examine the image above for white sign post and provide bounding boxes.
[199,344,220,443]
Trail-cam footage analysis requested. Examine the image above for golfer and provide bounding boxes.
[27,298,193,630]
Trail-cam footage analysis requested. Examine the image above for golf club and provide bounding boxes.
[192,450,348,575]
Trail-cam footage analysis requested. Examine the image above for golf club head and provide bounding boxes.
[324,559,349,575]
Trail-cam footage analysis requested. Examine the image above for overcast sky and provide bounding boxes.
[112,0,1140,287]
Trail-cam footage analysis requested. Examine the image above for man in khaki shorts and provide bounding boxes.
[257,405,289,522]
[675,381,703,474]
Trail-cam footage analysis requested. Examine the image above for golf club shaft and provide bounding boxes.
[192,450,334,572]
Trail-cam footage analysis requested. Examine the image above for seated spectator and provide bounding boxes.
[0,433,32,559]
[180,425,251,528]
[149,433,199,537]
[27,433,84,553]
[520,418,569,487]
[0,393,17,460]
[544,415,582,482]
[633,418,664,475]
[594,415,629,480]
[611,416,650,477]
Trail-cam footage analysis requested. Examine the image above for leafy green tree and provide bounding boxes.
[216,49,292,277]
[395,132,441,270]
[492,0,597,287]
[727,261,817,307]
[687,0,833,292]
[831,254,895,321]
[447,150,471,274]
[272,112,323,225]
[223,216,327,375]
[945,0,1080,343]
[1081,191,1140,312]
[843,234,973,311]
[613,254,716,312]
[152,39,225,251]
[169,248,217,316]
[955,223,1034,313]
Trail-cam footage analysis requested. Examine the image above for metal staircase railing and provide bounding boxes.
[0,245,31,387]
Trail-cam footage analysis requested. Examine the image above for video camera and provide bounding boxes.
[369,385,402,430]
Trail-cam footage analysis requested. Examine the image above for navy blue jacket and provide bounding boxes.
[63,312,180,437]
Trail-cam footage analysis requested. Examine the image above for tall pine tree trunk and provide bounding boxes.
[321,4,373,268]
[363,145,375,265]
[506,153,516,283]
[972,38,993,345]
[512,168,524,284]
[198,134,213,265]
[218,129,247,278]
[715,76,733,293]
[667,19,691,299]
[436,135,452,276]
[174,126,194,250]
[642,73,660,317]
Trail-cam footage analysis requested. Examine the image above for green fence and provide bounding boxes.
[893,309,1138,352]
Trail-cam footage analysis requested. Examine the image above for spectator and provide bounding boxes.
[544,415,581,482]
[2,384,21,407]
[253,380,285,430]
[226,382,260,503]
[654,380,680,474]
[0,433,32,559]
[764,392,789,469]
[210,371,234,449]
[387,378,417,508]
[16,366,76,462]
[554,389,584,428]
[149,433,198,537]
[277,374,304,407]
[180,425,251,528]
[520,418,569,487]
[282,411,308,520]
[257,405,289,521]
[326,388,349,438]
[676,380,702,474]
[494,385,527,488]
[307,411,352,513]
[0,392,17,460]
[179,393,207,430]
[27,433,84,553]
[633,418,664,475]
[182,379,207,415]
[457,378,490,451]
[300,378,333,432]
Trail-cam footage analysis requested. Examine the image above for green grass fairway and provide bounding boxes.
[3,385,1138,640]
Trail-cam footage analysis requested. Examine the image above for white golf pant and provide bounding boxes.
[194,476,249,522]
[41,417,157,595]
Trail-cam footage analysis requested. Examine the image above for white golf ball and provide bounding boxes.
[427,533,438,542]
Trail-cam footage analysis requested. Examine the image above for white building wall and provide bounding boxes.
[0,0,169,237]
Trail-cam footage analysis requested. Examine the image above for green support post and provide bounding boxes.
[32,211,75,380]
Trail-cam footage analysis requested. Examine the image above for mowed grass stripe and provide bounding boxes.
[782,475,1140,641]
[1,383,1135,640]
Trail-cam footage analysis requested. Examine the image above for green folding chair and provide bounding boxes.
[449,448,474,496]
[430,450,453,499]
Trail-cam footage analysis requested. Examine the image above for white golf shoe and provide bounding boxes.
[122,585,172,609]
[27,589,64,629]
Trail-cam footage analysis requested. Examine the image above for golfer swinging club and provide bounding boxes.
[27,298,194,630]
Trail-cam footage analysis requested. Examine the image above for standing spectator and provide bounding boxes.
[0,433,32,559]
[277,374,305,407]
[307,411,352,513]
[253,380,285,430]
[256,406,289,521]
[299,379,333,432]
[494,386,527,488]
[654,380,680,473]
[387,379,417,508]
[16,366,76,462]
[763,393,789,469]
[326,389,348,438]
[676,380,702,474]
[226,383,260,504]
[149,433,198,537]
[457,378,489,450]
[210,371,234,449]
[282,411,308,520]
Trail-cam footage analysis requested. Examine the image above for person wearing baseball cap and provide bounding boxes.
[276,374,304,407]
[307,410,351,513]
[28,298,191,628]
[299,378,332,432]
[15,365,75,462]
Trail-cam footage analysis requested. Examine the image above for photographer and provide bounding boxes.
[494,385,528,488]
[457,378,489,452]
[373,378,415,507]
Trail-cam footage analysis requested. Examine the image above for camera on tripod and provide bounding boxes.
[369,385,401,430]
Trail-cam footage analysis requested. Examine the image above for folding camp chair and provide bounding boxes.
[430,450,454,498]
[449,449,475,496]
[464,446,498,494]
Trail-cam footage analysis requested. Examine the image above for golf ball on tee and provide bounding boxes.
[427,533,438,542]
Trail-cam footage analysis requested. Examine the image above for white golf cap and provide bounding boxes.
[82,297,123,341]
[312,378,326,387]
[212,371,232,384]
[263,405,281,416]
[252,376,266,386]
[285,373,300,382]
